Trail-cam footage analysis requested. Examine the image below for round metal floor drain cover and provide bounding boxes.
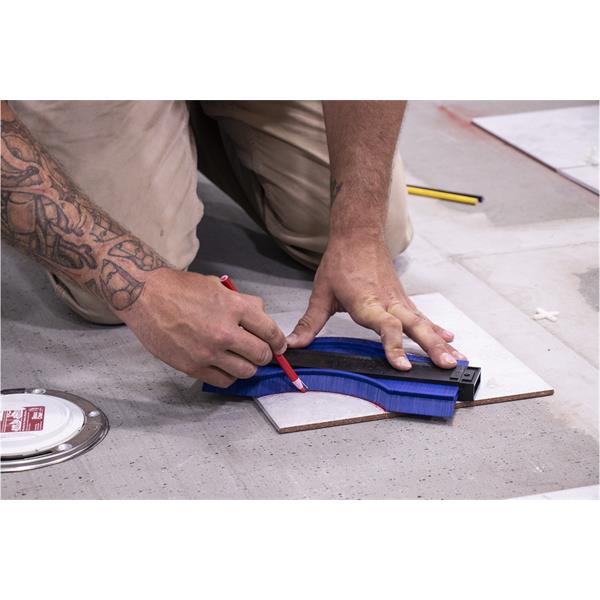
[1,388,109,473]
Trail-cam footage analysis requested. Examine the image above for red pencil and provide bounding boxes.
[219,275,308,393]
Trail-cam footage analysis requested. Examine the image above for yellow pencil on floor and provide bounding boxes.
[407,185,483,206]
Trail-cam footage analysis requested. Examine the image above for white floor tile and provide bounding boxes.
[473,105,598,192]
[257,295,553,433]
[559,165,599,193]
[513,484,599,500]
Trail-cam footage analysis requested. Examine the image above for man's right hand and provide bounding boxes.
[121,269,287,387]
[1,101,286,387]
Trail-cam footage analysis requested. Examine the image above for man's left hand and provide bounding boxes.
[286,238,466,370]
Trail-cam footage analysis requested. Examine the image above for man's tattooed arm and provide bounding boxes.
[1,101,168,313]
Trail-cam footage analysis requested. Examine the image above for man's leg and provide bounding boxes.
[10,101,203,324]
[194,101,413,269]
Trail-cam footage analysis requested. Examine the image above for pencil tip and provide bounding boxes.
[292,378,308,392]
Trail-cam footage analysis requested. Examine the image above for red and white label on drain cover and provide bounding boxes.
[1,406,46,433]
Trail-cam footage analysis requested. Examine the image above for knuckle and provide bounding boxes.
[430,341,448,353]
[239,364,258,379]
[408,313,426,329]
[388,342,405,351]
[215,374,236,387]
[194,348,211,365]
[257,345,273,366]
[266,322,282,342]
[243,293,262,307]
[214,328,234,347]
[382,316,403,335]
[228,292,244,309]
[412,313,426,325]
[387,301,405,314]
[296,315,313,330]
[186,356,209,375]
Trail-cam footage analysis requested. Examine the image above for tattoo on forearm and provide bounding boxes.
[108,239,166,271]
[85,279,101,297]
[90,212,127,243]
[330,177,343,203]
[98,259,144,310]
[1,110,167,313]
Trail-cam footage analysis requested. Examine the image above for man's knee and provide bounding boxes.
[47,273,124,325]
[270,154,413,269]
[384,152,414,258]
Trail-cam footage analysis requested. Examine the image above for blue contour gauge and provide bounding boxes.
[202,336,471,419]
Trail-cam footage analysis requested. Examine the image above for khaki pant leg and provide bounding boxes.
[198,101,413,269]
[11,101,203,325]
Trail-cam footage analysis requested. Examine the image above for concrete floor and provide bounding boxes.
[1,100,598,499]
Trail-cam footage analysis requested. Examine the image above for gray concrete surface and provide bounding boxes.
[1,100,598,499]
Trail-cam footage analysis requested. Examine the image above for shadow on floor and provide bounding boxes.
[189,213,312,282]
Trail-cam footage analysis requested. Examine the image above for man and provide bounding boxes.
[1,100,464,388]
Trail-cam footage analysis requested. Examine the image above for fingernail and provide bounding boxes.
[455,352,467,360]
[396,357,412,370]
[277,342,288,355]
[444,329,454,338]
[441,352,457,367]
[286,333,298,345]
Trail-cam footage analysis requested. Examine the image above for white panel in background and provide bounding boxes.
[473,105,598,193]
[559,165,599,193]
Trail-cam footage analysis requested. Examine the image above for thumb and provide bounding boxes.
[287,300,331,348]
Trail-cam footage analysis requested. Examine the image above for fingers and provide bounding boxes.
[407,299,455,342]
[287,298,331,348]
[432,323,455,342]
[388,304,464,369]
[379,314,412,371]
[229,329,273,366]
[217,351,259,379]
[193,366,236,388]
[239,297,287,354]
[194,350,264,387]
[408,326,456,368]
[353,304,412,371]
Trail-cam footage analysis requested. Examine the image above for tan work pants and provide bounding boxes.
[11,101,413,324]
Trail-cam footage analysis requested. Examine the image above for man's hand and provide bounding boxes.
[295,101,466,369]
[287,237,465,370]
[1,101,287,388]
[122,269,287,387]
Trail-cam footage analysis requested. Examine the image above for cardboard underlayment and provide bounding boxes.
[472,105,599,193]
[256,293,553,433]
